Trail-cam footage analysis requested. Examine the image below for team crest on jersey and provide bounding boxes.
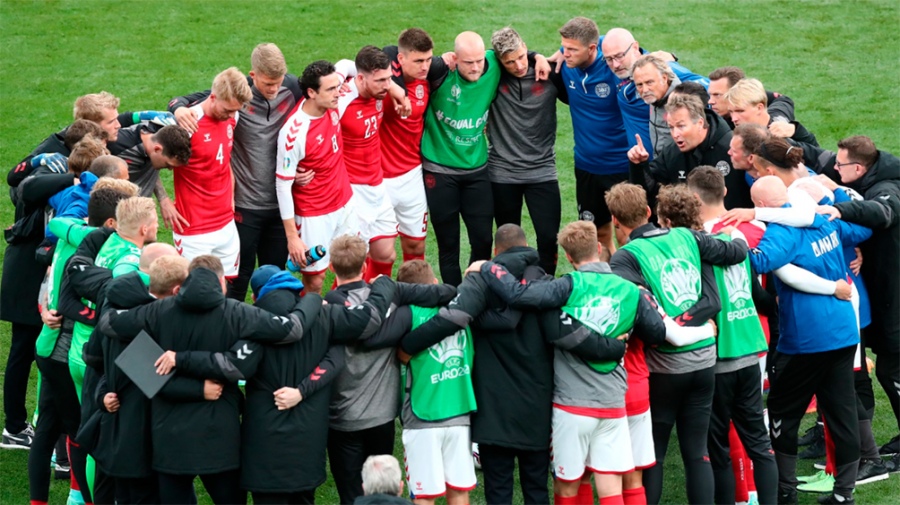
[595,83,611,98]
[330,110,339,125]
[579,210,595,222]
[716,160,731,176]
[415,84,425,99]
[429,330,466,367]
[572,296,621,336]
[660,258,701,310]
[451,84,461,100]
[376,100,383,112]
[724,264,752,308]
[227,124,233,139]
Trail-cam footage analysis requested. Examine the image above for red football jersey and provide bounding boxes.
[624,337,650,416]
[341,95,385,186]
[380,79,430,178]
[276,101,352,217]
[174,105,236,235]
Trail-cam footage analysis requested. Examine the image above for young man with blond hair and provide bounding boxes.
[169,43,304,301]
[724,78,818,146]
[170,67,252,286]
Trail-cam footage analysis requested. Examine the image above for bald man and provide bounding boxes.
[745,175,870,504]
[418,32,504,285]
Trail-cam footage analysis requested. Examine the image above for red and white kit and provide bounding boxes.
[173,104,240,277]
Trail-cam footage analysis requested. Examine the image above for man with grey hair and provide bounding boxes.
[631,55,679,157]
[355,455,411,504]
[487,26,564,275]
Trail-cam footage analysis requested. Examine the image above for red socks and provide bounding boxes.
[554,494,579,505]
[369,259,395,280]
[577,482,594,505]
[402,252,425,263]
[824,417,836,475]
[599,495,624,505]
[622,487,647,505]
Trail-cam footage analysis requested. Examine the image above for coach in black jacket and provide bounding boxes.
[240,269,395,503]
[100,260,322,505]
[629,94,752,213]
[823,138,900,449]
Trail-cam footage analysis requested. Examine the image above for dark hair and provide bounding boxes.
[494,224,526,253]
[397,260,435,284]
[87,187,129,227]
[355,45,390,73]
[398,28,434,53]
[733,123,769,156]
[708,66,745,87]
[88,155,125,178]
[672,81,710,107]
[189,254,225,277]
[686,166,726,205]
[837,136,878,169]
[300,60,337,98]
[154,125,192,165]
[65,119,107,150]
[755,137,804,171]
[657,185,702,230]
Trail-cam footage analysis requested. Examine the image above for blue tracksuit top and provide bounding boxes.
[749,206,872,355]
[828,189,872,328]
[617,60,709,161]
[559,37,628,175]
[46,171,99,241]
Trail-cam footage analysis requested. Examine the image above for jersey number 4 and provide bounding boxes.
[215,143,224,165]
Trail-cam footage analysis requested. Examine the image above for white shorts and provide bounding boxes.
[551,408,634,480]
[294,204,360,275]
[628,409,656,470]
[173,220,240,278]
[350,183,398,242]
[402,425,476,499]
[383,165,428,240]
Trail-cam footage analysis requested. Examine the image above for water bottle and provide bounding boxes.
[287,245,326,272]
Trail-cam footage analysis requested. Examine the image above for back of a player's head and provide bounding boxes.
[251,43,287,78]
[139,243,179,272]
[398,28,434,54]
[665,94,706,124]
[491,27,524,57]
[656,185,702,230]
[89,155,127,179]
[672,81,710,108]
[557,221,600,264]
[361,455,403,497]
[65,119,107,150]
[212,67,253,105]
[708,66,745,87]
[751,176,789,208]
[605,183,650,229]
[755,137,803,172]
[355,45,391,74]
[687,166,726,206]
[92,177,139,197]
[69,136,110,175]
[153,125,192,166]
[724,78,767,107]
[494,223,527,254]
[330,235,368,280]
[115,196,156,236]
[300,60,337,97]
[73,91,120,122]
[837,135,878,169]
[397,260,435,285]
[559,17,599,47]
[87,186,134,227]
[148,255,190,298]
[733,123,769,156]
[189,254,225,278]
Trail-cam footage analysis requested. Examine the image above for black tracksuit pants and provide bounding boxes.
[4,322,40,434]
[479,443,550,505]
[644,367,716,505]
[767,345,859,498]
[158,469,243,505]
[229,207,288,302]
[491,181,561,276]
[708,363,777,505]
[328,421,396,504]
[423,168,493,286]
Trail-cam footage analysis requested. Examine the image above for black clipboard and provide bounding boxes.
[114,330,172,399]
